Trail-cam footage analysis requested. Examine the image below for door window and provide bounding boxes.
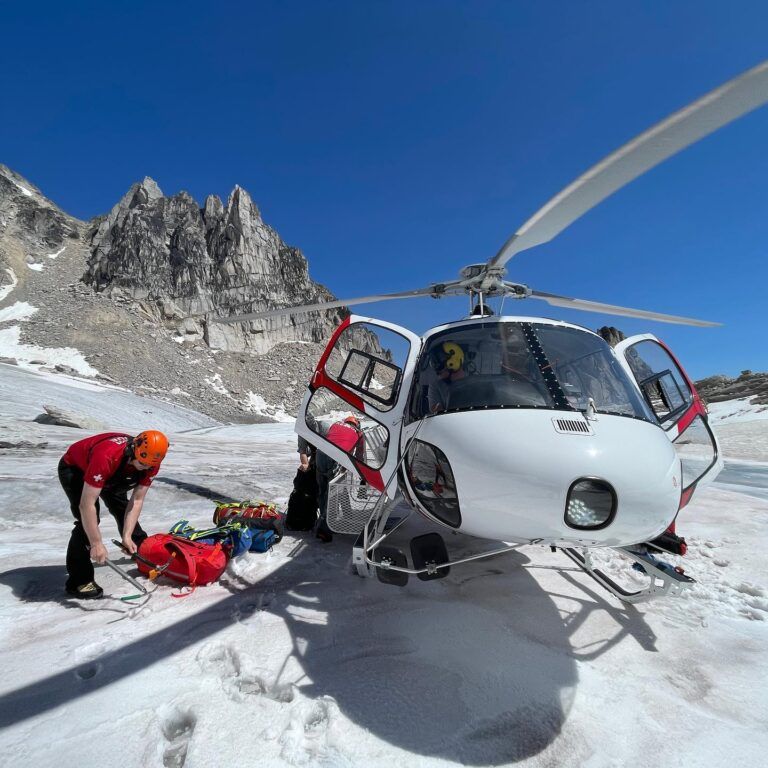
[305,387,390,470]
[324,323,410,411]
[674,414,717,491]
[624,340,693,426]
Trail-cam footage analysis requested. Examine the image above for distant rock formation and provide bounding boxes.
[695,371,768,406]
[85,178,343,353]
[596,326,626,347]
[597,322,767,406]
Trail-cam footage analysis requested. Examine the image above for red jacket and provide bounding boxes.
[62,432,158,489]
[326,422,365,459]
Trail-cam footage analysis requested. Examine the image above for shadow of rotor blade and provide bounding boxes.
[153,476,239,503]
[0,574,275,728]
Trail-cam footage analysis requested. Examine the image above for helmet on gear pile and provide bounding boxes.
[133,430,169,468]
[343,415,360,428]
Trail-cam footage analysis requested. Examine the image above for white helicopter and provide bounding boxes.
[213,61,768,603]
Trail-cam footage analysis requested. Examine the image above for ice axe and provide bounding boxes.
[102,541,155,601]
[111,539,174,580]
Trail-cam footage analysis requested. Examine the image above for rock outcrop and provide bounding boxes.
[0,165,342,422]
[694,371,768,406]
[85,179,343,354]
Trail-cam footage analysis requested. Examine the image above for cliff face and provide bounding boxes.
[85,178,343,353]
[0,166,341,422]
[695,372,768,406]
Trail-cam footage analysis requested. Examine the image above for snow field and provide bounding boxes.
[0,365,767,766]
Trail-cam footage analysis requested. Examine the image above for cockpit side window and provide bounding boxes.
[532,324,654,421]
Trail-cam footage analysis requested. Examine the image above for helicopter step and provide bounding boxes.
[374,546,410,587]
[410,533,450,581]
[561,545,695,604]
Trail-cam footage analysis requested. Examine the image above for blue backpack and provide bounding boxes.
[169,520,254,558]
[249,529,277,553]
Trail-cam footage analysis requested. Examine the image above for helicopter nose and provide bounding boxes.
[407,410,680,546]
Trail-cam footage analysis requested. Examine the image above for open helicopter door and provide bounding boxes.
[614,334,723,510]
[296,315,422,494]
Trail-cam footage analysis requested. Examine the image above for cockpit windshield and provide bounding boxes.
[408,321,654,422]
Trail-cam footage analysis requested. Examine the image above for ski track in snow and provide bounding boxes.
[0,365,767,767]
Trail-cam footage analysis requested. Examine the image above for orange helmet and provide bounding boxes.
[133,430,169,468]
[344,415,360,428]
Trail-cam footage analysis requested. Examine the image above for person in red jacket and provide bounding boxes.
[59,430,169,599]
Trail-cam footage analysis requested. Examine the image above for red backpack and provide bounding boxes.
[137,534,227,587]
[213,500,284,542]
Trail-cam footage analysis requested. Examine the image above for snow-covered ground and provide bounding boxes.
[0,363,766,767]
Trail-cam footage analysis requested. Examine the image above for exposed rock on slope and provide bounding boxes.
[695,371,768,406]
[0,165,339,422]
[85,178,343,354]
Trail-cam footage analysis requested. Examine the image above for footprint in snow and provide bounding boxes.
[161,708,197,768]
[74,662,102,681]
[197,642,294,703]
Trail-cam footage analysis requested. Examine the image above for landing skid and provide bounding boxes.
[561,546,695,604]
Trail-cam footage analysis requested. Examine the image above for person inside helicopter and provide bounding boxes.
[426,340,468,414]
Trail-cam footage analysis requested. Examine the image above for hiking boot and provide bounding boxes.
[65,581,104,600]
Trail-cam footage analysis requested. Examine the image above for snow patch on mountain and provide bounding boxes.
[0,326,99,376]
[0,268,18,303]
[244,391,294,423]
[708,397,768,424]
[0,302,37,323]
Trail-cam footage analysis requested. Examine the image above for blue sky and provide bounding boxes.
[1,1,767,379]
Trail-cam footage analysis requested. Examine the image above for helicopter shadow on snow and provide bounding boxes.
[0,530,654,765]
[220,522,657,764]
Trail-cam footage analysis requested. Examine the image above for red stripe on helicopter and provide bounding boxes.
[313,315,352,378]
[655,338,709,435]
[678,485,696,510]
[354,461,385,492]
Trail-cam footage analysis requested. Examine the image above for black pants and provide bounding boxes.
[315,452,337,536]
[58,460,148,588]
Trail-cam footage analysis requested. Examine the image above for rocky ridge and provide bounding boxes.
[85,178,343,354]
[2,166,763,424]
[0,165,335,422]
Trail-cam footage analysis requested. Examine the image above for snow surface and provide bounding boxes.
[0,326,99,377]
[27,262,44,272]
[244,391,295,423]
[0,365,767,767]
[12,180,33,197]
[0,301,37,323]
[0,268,18,303]
[708,397,768,424]
[47,246,66,259]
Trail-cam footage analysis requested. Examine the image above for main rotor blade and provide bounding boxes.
[210,285,445,324]
[490,60,768,269]
[529,289,721,327]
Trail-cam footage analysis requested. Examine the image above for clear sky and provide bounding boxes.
[2,1,767,379]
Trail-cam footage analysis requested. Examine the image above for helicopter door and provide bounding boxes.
[296,315,422,493]
[614,334,723,508]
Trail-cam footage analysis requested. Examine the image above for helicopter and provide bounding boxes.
[211,61,768,603]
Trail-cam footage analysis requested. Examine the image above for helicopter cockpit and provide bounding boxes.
[408,320,654,422]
